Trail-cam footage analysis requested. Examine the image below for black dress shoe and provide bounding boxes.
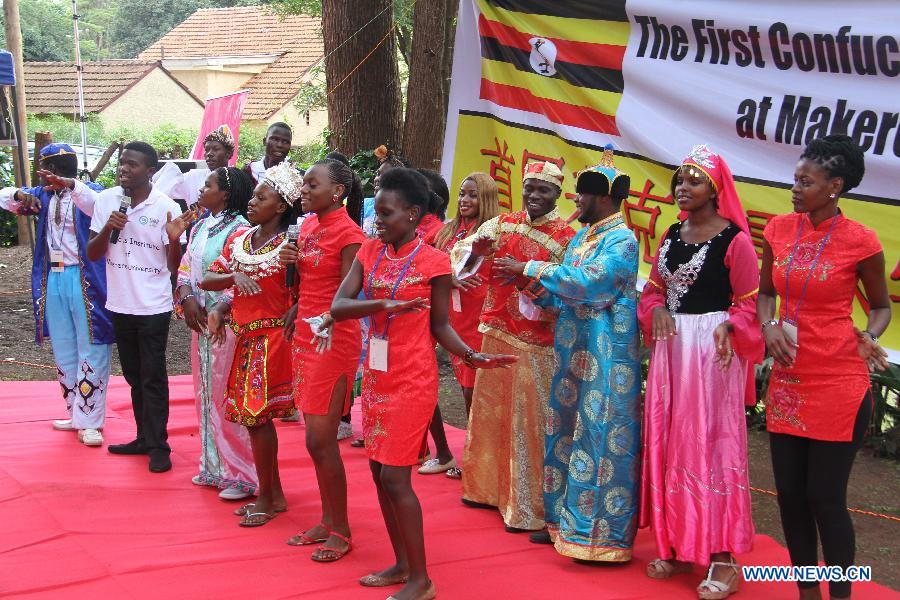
[529,530,552,544]
[148,451,172,473]
[504,525,531,534]
[107,440,148,455]
[461,497,496,510]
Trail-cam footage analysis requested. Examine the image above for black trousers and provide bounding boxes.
[769,392,872,598]
[111,311,172,455]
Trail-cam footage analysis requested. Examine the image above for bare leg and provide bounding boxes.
[271,422,286,507]
[427,404,453,464]
[244,422,283,522]
[379,464,432,599]
[305,376,351,557]
[462,386,473,419]
[365,459,409,581]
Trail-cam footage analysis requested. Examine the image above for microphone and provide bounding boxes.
[285,223,301,287]
[109,196,130,244]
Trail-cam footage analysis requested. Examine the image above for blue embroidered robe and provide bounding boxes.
[522,212,641,562]
[24,183,112,344]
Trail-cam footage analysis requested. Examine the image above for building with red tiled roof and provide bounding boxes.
[23,60,204,130]
[139,6,326,142]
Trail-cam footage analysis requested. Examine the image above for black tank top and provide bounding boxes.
[657,221,740,314]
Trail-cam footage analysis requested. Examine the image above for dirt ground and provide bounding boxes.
[1,244,897,590]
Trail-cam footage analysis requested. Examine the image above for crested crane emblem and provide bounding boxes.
[529,37,558,77]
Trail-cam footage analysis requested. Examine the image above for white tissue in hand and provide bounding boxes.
[303,315,330,338]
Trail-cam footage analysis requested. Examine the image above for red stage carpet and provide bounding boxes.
[1,375,895,599]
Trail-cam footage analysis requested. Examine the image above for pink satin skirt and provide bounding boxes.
[192,331,257,492]
[639,311,754,564]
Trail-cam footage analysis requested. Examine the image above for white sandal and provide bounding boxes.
[418,457,457,475]
[697,561,740,599]
[646,558,692,579]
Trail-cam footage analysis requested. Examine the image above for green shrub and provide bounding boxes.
[348,147,380,199]
[28,114,198,162]
[0,148,18,246]
[236,124,266,167]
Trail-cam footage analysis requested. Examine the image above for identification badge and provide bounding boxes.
[369,337,389,372]
[781,320,799,346]
[50,249,65,272]
[451,288,462,312]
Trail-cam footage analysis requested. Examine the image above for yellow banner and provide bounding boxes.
[449,112,900,351]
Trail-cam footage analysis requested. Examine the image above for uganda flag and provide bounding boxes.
[477,0,628,135]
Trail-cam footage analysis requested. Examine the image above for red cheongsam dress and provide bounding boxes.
[437,218,487,388]
[764,212,882,441]
[292,206,366,415]
[357,237,452,466]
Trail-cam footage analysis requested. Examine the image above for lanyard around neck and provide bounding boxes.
[51,191,73,250]
[364,239,423,339]
[783,214,838,324]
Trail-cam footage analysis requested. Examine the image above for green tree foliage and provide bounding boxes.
[267,0,414,64]
[266,0,322,17]
[0,0,84,61]
[1,0,264,61]
[0,148,18,246]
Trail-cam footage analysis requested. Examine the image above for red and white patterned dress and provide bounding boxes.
[210,227,296,427]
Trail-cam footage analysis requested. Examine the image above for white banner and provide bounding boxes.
[441,0,900,357]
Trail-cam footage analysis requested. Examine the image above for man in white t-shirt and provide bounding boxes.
[243,121,292,184]
[58,141,185,473]
[166,126,236,208]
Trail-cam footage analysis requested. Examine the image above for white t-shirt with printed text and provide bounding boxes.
[75,181,183,315]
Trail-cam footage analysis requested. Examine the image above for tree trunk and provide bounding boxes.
[442,0,460,117]
[32,132,52,183]
[322,0,402,156]
[3,0,32,246]
[401,0,459,171]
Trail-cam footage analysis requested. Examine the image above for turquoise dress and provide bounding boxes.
[522,212,641,562]
[177,211,257,492]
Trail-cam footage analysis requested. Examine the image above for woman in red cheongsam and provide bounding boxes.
[278,159,365,561]
[420,172,501,480]
[331,168,516,600]
[758,134,891,600]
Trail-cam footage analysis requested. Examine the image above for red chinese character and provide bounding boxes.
[622,178,674,266]
[480,138,516,211]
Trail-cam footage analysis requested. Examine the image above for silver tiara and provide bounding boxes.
[262,162,303,206]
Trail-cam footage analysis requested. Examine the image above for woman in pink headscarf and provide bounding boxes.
[638,145,764,600]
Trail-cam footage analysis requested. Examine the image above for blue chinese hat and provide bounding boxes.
[39,143,77,160]
[576,144,630,199]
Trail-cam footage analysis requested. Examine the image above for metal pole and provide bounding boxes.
[71,0,89,179]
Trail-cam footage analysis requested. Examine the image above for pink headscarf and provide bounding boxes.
[675,144,749,234]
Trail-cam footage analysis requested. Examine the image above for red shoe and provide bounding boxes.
[287,523,328,546]
[310,531,351,562]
